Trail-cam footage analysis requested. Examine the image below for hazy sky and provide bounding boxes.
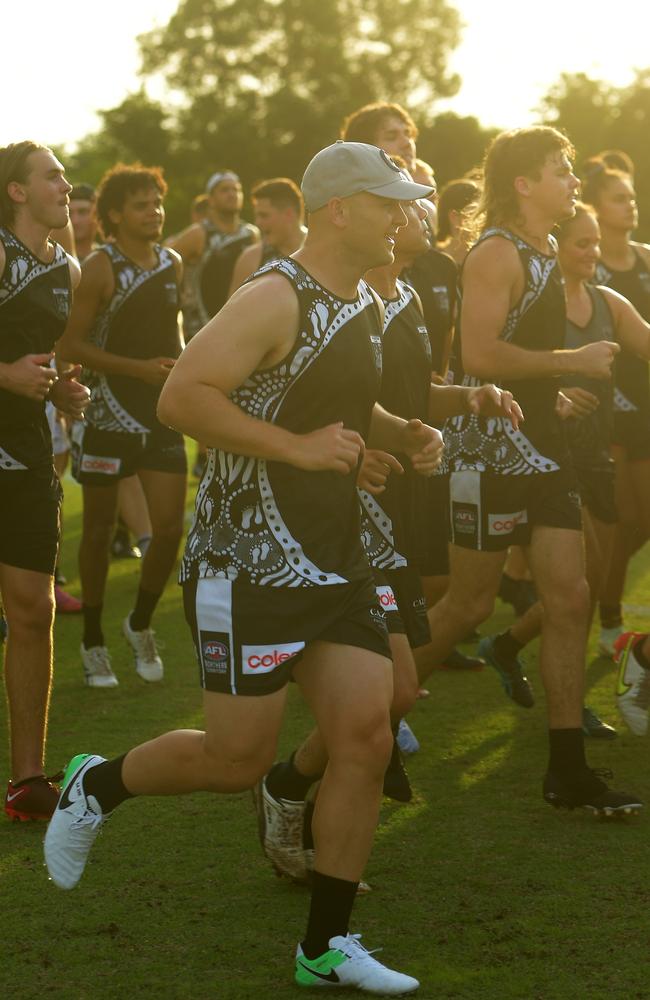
[3,0,649,147]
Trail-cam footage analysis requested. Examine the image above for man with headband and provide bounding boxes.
[166,169,259,324]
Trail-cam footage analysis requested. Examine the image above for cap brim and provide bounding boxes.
[366,179,435,201]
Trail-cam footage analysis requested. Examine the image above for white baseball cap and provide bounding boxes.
[301,141,434,212]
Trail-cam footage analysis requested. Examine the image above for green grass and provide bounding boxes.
[1,471,650,999]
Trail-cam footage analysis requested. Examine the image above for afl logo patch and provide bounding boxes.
[199,631,230,675]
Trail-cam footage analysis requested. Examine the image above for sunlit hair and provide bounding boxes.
[96,163,167,238]
[597,148,634,176]
[581,158,631,209]
[192,193,209,218]
[437,178,481,241]
[340,102,418,144]
[0,140,50,225]
[474,127,575,233]
[555,201,597,243]
[252,177,304,221]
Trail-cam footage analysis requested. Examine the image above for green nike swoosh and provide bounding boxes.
[297,960,340,983]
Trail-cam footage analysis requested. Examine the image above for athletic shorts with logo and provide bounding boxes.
[0,469,62,574]
[445,467,582,551]
[183,576,390,696]
[374,567,430,649]
[71,423,187,486]
[611,410,650,463]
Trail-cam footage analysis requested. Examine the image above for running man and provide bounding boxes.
[58,164,186,688]
[415,127,641,815]
[0,141,87,820]
[44,142,440,994]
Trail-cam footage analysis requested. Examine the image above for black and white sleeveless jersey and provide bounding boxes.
[84,243,181,434]
[195,220,257,323]
[180,257,382,588]
[594,248,650,418]
[0,227,71,474]
[360,280,432,569]
[563,286,615,470]
[441,227,567,476]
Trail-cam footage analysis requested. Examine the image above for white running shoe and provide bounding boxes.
[599,625,623,658]
[81,644,118,688]
[396,719,420,755]
[295,934,419,994]
[123,616,163,682]
[615,632,650,736]
[252,777,307,881]
[44,754,108,890]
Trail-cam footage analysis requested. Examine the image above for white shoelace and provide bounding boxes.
[86,648,113,675]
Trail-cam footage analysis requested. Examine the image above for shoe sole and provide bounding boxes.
[5,807,52,822]
[544,793,643,817]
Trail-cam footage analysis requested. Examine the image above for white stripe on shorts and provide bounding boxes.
[195,577,236,694]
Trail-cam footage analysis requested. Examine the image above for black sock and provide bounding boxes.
[129,587,162,632]
[82,604,104,648]
[82,754,135,814]
[600,604,622,629]
[493,629,524,664]
[548,728,587,778]
[634,636,650,671]
[266,752,321,802]
[301,871,358,959]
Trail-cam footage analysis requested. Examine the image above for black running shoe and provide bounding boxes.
[543,767,643,816]
[383,739,412,803]
[479,635,535,708]
[582,706,617,740]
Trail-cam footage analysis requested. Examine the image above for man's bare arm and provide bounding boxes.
[164,223,205,264]
[600,286,650,361]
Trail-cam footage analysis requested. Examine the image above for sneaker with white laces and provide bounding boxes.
[396,719,420,755]
[252,776,308,881]
[615,632,650,736]
[295,934,419,994]
[81,645,118,688]
[123,616,163,682]
[599,625,623,658]
[44,754,108,889]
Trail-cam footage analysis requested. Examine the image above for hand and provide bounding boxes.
[400,418,444,476]
[137,357,177,386]
[49,365,90,419]
[573,341,620,380]
[291,422,365,475]
[560,386,600,419]
[357,449,404,495]
[466,384,524,431]
[0,353,57,401]
[430,371,446,386]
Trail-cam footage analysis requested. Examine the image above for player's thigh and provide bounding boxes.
[528,525,587,607]
[0,563,54,629]
[445,543,505,605]
[202,685,287,766]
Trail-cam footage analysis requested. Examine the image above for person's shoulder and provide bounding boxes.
[66,252,82,290]
[632,241,650,266]
[465,232,520,273]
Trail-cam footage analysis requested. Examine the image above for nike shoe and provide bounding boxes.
[543,767,643,817]
[81,644,119,688]
[55,586,82,614]
[598,625,623,659]
[382,739,412,803]
[44,754,108,889]
[479,635,534,708]
[396,719,420,755]
[295,934,419,994]
[252,775,308,881]
[123,617,163,682]
[615,632,650,736]
[5,773,62,822]
[582,706,617,740]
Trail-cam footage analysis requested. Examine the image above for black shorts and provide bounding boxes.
[611,410,650,462]
[375,567,430,649]
[575,463,618,525]
[0,469,61,574]
[445,467,582,551]
[183,575,390,696]
[411,475,450,577]
[71,423,187,487]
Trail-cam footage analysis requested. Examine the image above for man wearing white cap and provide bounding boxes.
[166,169,259,324]
[44,142,437,995]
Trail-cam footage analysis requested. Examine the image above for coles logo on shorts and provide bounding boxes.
[376,585,398,612]
[242,641,305,675]
[488,510,528,536]
[200,630,230,675]
[80,454,121,475]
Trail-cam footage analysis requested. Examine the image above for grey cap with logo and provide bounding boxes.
[301,141,434,212]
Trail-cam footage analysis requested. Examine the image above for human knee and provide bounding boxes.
[332,713,394,777]
[4,588,54,635]
[82,515,115,550]
[202,735,275,791]
[150,516,184,549]
[542,577,590,622]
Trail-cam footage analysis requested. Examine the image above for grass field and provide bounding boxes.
[1,469,650,1000]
